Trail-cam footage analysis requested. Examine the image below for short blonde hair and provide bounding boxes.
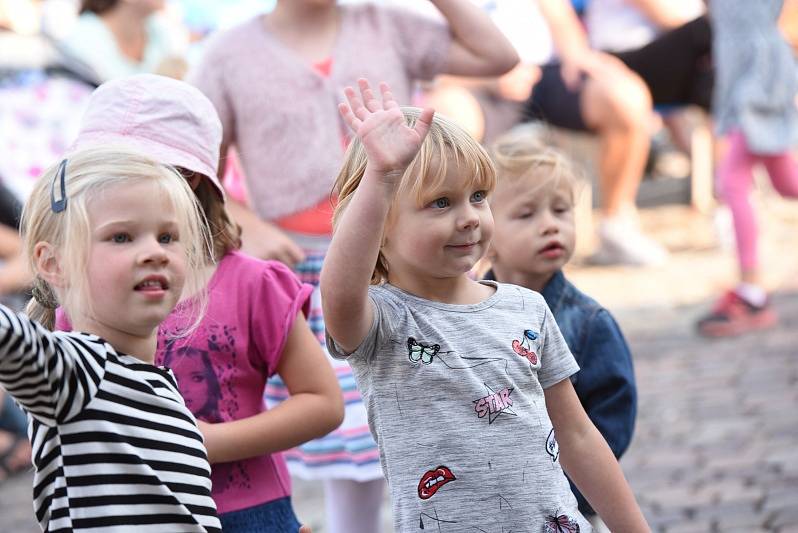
[333,107,496,284]
[490,128,583,202]
[21,146,212,333]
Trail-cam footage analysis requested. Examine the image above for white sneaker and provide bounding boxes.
[589,217,669,267]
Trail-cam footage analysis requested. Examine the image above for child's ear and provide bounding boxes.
[33,242,66,288]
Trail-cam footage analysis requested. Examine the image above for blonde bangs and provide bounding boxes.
[491,129,583,202]
[399,110,496,207]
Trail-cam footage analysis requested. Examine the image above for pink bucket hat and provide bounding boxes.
[71,73,225,199]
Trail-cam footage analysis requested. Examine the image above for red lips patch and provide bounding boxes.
[417,466,456,499]
[512,339,538,365]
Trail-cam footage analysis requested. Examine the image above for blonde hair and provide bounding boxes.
[490,128,583,202]
[333,107,496,284]
[21,146,212,333]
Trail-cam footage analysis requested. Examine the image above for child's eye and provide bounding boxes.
[470,190,487,203]
[111,233,131,243]
[553,205,572,214]
[517,210,533,219]
[429,197,450,209]
[158,233,176,244]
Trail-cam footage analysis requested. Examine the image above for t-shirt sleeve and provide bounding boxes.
[251,261,313,377]
[326,289,395,363]
[187,36,235,146]
[536,298,580,389]
[382,5,452,81]
[0,304,105,426]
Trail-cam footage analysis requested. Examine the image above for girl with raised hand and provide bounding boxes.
[321,79,651,532]
[190,4,517,528]
[0,146,221,532]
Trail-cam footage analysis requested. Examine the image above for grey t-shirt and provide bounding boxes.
[327,281,590,532]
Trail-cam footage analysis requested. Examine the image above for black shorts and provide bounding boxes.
[611,16,713,110]
[523,63,589,132]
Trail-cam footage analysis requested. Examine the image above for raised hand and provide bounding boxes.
[339,79,434,178]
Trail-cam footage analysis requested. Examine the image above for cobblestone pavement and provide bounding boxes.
[2,201,797,532]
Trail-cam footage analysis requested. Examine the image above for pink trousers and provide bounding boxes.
[718,130,798,272]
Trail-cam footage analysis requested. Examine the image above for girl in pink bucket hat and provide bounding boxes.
[58,73,343,533]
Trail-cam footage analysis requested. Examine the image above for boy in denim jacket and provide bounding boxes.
[485,130,637,525]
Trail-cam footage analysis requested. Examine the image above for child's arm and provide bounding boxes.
[196,313,343,464]
[430,0,519,76]
[320,80,433,352]
[545,378,650,532]
[0,304,103,426]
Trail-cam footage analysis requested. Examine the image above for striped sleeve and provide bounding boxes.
[0,304,105,426]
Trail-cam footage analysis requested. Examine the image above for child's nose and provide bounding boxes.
[138,237,169,265]
[540,211,559,234]
[458,205,480,230]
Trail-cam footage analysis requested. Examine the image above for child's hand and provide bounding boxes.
[339,78,434,180]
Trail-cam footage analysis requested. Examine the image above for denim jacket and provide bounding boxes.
[541,270,637,515]
[485,269,637,515]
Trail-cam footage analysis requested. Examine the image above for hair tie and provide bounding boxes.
[31,280,58,309]
[50,159,68,213]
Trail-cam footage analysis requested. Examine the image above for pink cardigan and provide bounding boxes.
[190,4,451,221]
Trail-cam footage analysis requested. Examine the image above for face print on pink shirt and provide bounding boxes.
[161,343,223,422]
[159,323,253,494]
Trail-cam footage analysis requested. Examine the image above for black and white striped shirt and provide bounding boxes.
[0,305,222,532]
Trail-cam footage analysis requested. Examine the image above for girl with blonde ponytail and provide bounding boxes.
[2,146,222,532]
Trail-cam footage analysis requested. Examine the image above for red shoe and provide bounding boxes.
[697,290,778,337]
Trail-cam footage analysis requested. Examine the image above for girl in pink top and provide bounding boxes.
[190,2,517,531]
[56,74,343,533]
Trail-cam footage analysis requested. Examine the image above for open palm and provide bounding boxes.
[339,79,434,176]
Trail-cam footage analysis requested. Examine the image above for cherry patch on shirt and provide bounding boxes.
[512,329,539,365]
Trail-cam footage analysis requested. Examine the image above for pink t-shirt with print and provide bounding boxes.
[56,251,313,514]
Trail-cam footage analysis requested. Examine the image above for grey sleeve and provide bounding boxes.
[326,292,395,363]
[537,298,580,389]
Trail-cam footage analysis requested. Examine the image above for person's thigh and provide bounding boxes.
[612,16,713,109]
[579,66,653,131]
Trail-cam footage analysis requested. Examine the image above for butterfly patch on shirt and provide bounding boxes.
[407,337,441,365]
[543,511,580,532]
[512,329,540,366]
[397,337,505,370]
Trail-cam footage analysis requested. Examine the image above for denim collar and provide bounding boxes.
[482,269,568,312]
[540,270,568,314]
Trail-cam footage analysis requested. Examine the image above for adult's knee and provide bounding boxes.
[584,74,652,132]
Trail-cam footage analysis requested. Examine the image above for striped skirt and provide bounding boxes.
[265,244,383,481]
